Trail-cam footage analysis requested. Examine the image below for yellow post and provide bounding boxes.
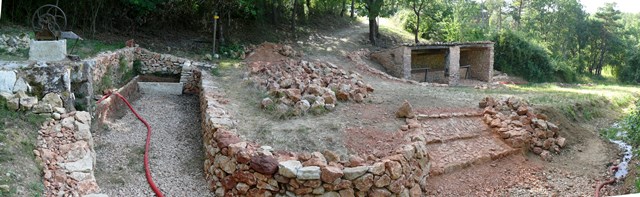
[213,12,219,56]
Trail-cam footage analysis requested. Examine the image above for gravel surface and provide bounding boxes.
[94,83,212,196]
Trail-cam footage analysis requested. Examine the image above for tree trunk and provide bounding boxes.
[351,0,355,17]
[292,0,297,35]
[369,18,377,45]
[306,0,311,16]
[415,15,420,43]
[341,0,346,17]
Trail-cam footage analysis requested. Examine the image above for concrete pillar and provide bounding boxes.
[402,46,412,80]
[29,39,67,62]
[447,46,460,86]
[487,44,494,82]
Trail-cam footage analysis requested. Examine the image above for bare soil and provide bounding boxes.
[215,19,628,195]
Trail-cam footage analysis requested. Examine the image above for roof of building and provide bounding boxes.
[402,41,494,47]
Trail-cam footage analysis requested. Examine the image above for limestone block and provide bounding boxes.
[29,39,67,62]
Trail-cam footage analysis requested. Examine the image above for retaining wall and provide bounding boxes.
[199,71,431,196]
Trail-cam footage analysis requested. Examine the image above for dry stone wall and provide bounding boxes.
[35,111,106,196]
[199,71,431,196]
[479,96,567,161]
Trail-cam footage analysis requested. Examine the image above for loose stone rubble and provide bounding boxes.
[247,53,374,116]
[0,33,30,54]
[479,96,566,161]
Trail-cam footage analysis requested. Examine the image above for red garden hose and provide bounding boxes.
[97,90,164,197]
[595,165,619,197]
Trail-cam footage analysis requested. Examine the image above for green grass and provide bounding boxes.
[0,98,46,197]
[71,39,125,59]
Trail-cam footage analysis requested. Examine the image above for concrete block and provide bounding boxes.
[29,39,67,62]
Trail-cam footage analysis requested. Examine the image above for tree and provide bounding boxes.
[405,0,427,43]
[591,3,622,76]
[364,0,384,45]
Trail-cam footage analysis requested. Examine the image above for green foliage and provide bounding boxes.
[621,102,640,147]
[618,49,640,83]
[492,31,554,82]
[219,43,244,59]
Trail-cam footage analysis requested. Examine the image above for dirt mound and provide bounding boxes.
[244,42,299,62]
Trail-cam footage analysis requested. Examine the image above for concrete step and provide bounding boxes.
[138,82,183,95]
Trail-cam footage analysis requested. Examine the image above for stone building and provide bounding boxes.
[371,41,494,86]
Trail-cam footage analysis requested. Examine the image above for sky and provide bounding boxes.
[579,0,640,14]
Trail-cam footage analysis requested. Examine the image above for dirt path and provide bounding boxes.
[94,83,212,196]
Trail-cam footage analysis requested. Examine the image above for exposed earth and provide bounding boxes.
[212,19,629,196]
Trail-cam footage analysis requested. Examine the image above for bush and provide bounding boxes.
[492,31,555,82]
[618,50,640,83]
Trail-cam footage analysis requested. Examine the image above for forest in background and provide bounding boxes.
[2,0,640,84]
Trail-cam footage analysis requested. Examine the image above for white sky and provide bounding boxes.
[579,0,640,14]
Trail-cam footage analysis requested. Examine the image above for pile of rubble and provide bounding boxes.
[0,33,30,54]
[247,59,374,116]
[479,96,566,161]
[34,110,105,196]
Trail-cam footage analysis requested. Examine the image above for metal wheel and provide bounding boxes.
[31,4,67,33]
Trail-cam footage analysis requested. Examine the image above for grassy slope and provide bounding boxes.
[0,98,48,196]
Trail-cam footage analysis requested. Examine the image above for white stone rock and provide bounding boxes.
[74,121,92,141]
[12,77,30,93]
[61,117,75,130]
[42,93,63,109]
[52,113,61,120]
[59,153,93,172]
[278,160,302,178]
[0,71,16,93]
[75,111,91,125]
[54,107,66,114]
[296,166,321,180]
[19,96,37,111]
[32,103,53,113]
[343,166,369,180]
[69,172,93,181]
[0,92,13,101]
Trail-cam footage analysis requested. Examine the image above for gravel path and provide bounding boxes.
[94,83,212,196]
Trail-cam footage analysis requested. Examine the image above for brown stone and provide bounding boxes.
[556,137,566,148]
[374,174,391,187]
[237,150,252,164]
[369,162,385,175]
[537,113,548,120]
[516,106,528,115]
[221,176,237,190]
[532,147,543,155]
[294,187,313,195]
[348,155,365,167]
[354,93,364,103]
[386,161,403,179]
[396,100,415,118]
[336,179,353,190]
[214,130,241,148]
[353,173,374,191]
[304,180,322,188]
[339,188,356,197]
[336,90,350,101]
[247,188,272,197]
[540,150,552,161]
[233,171,257,185]
[285,88,302,102]
[369,188,393,197]
[410,185,422,197]
[323,150,340,163]
[542,138,556,150]
[77,180,98,195]
[250,155,279,175]
[387,178,404,193]
[321,166,344,183]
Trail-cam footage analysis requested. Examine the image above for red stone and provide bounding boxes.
[321,166,344,183]
[214,130,241,148]
[233,171,257,185]
[250,155,279,175]
[221,176,237,190]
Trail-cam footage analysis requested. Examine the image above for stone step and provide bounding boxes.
[138,82,184,95]
[427,135,519,176]
[421,117,491,144]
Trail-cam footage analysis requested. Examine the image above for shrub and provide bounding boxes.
[618,50,640,83]
[492,31,554,82]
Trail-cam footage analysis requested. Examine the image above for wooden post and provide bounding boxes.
[213,12,218,55]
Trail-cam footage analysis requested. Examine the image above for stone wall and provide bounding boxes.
[94,76,141,126]
[199,71,431,196]
[35,111,106,196]
[460,45,493,82]
[370,47,407,79]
